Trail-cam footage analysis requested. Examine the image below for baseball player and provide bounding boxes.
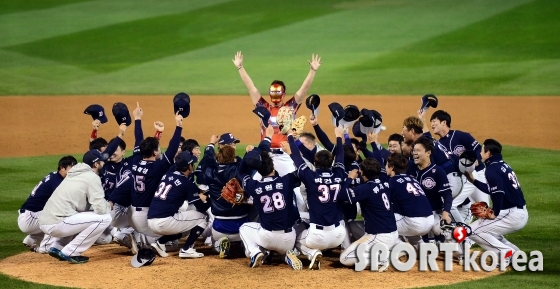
[429,110,489,206]
[147,151,209,258]
[237,149,302,269]
[385,153,434,246]
[338,158,398,272]
[282,127,346,270]
[39,150,111,264]
[463,139,528,266]
[129,110,183,248]
[232,51,322,176]
[18,156,77,253]
[402,114,464,223]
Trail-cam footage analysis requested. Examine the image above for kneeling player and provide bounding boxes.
[147,152,209,258]
[238,150,302,270]
[338,158,398,272]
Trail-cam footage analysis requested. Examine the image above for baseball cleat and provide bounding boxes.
[114,234,133,250]
[218,237,230,259]
[67,255,89,264]
[262,250,274,265]
[250,252,264,268]
[285,250,303,271]
[151,241,169,258]
[47,247,65,261]
[179,248,204,259]
[23,243,37,252]
[453,256,464,266]
[378,260,390,272]
[309,251,322,270]
[129,233,139,255]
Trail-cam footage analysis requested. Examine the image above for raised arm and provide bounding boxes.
[257,125,273,152]
[104,124,127,158]
[133,102,144,147]
[313,124,335,152]
[90,120,101,142]
[294,54,322,104]
[283,136,305,169]
[162,112,183,163]
[334,126,345,166]
[233,51,261,105]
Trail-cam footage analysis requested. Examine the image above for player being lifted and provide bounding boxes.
[232,51,321,175]
[282,126,347,270]
[237,148,303,270]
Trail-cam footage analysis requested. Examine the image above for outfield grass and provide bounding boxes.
[1,0,559,95]
[0,146,558,288]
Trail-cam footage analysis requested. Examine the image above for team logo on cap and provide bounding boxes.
[99,111,104,117]
[422,177,436,189]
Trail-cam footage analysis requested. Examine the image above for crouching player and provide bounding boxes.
[338,158,398,272]
[237,149,302,270]
[147,152,209,258]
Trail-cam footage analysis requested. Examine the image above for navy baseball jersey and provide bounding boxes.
[147,170,209,219]
[288,135,345,226]
[421,132,458,174]
[131,126,182,207]
[473,154,526,215]
[108,169,133,207]
[437,130,484,171]
[389,174,433,217]
[339,179,397,235]
[21,172,64,212]
[239,171,299,231]
[409,163,452,213]
[338,161,362,221]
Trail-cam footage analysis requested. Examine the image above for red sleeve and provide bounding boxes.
[284,97,300,112]
[257,97,269,108]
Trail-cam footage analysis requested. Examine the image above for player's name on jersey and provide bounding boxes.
[354,243,543,272]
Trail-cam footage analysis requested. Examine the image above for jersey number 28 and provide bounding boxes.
[261,192,286,213]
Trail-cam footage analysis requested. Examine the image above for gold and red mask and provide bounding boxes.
[269,84,284,104]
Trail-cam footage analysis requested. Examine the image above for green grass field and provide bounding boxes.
[0,0,559,95]
[1,0,559,288]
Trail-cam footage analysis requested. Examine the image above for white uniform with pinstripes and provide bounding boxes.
[39,164,111,257]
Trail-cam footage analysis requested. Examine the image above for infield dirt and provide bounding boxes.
[0,95,557,289]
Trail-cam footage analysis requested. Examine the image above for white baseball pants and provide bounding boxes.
[341,220,366,250]
[395,213,434,237]
[239,222,296,258]
[129,206,160,245]
[296,221,346,260]
[467,206,528,255]
[110,203,130,228]
[18,210,55,253]
[40,212,111,257]
[147,210,208,236]
[465,169,490,203]
[340,231,398,267]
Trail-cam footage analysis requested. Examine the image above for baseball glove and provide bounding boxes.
[470,201,494,219]
[291,116,307,135]
[277,106,295,135]
[220,178,245,206]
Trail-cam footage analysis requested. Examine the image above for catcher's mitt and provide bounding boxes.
[470,201,494,219]
[291,116,307,135]
[277,106,295,135]
[220,178,246,206]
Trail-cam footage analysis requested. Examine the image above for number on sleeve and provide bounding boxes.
[154,182,172,200]
[134,175,145,192]
[260,192,286,213]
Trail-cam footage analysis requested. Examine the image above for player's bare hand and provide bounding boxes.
[265,125,274,139]
[118,124,127,138]
[199,193,208,203]
[245,145,254,152]
[441,211,452,224]
[174,111,183,127]
[210,135,219,144]
[348,169,358,180]
[367,131,378,144]
[334,126,344,138]
[309,114,318,126]
[92,120,101,130]
[464,171,475,183]
[280,141,291,155]
[417,109,426,121]
[154,121,164,132]
[133,102,143,120]
[308,54,322,72]
[233,51,243,69]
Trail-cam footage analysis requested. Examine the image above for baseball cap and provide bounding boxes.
[305,94,320,116]
[175,151,198,171]
[173,92,191,118]
[112,102,131,126]
[339,105,360,128]
[84,104,108,123]
[131,248,156,268]
[420,94,438,111]
[243,148,262,170]
[458,150,477,173]
[358,109,383,135]
[252,105,271,126]
[352,121,367,140]
[328,102,344,127]
[83,149,109,167]
[218,133,240,145]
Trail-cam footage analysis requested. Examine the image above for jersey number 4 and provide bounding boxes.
[261,192,286,213]
[318,184,341,203]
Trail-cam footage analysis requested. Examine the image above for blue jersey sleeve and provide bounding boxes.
[162,126,183,163]
[436,169,452,212]
[134,120,144,147]
[288,135,305,169]
[486,167,506,195]
[257,137,272,152]
[313,124,334,152]
[104,136,122,159]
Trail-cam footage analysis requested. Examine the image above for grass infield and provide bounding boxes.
[0,145,558,288]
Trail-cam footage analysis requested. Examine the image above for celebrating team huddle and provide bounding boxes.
[17,52,528,271]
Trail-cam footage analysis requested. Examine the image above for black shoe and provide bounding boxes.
[68,255,89,264]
